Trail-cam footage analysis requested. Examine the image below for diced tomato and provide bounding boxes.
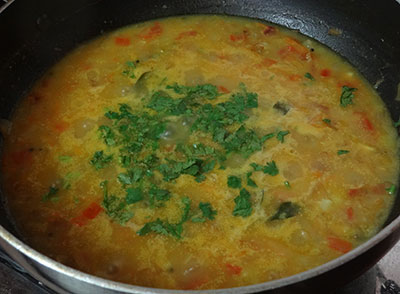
[226,263,242,275]
[140,22,162,40]
[54,121,70,133]
[348,188,365,197]
[218,86,230,94]
[261,58,277,67]
[327,237,352,253]
[289,74,301,81]
[346,207,354,220]
[320,69,331,77]
[230,30,249,42]
[263,25,276,35]
[114,37,131,46]
[175,30,197,40]
[10,149,33,166]
[82,202,103,219]
[71,202,103,227]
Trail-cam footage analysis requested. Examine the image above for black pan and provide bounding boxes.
[0,0,399,293]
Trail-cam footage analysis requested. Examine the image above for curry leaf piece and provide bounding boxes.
[233,188,252,218]
[337,150,350,155]
[41,186,59,202]
[340,86,357,107]
[269,202,300,221]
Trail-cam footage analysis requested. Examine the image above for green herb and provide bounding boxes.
[273,101,291,115]
[261,133,276,142]
[59,155,72,163]
[125,188,143,204]
[337,150,350,155]
[233,188,252,217]
[284,181,291,188]
[246,172,257,187]
[322,118,331,124]
[250,162,263,171]
[386,184,397,195]
[340,86,357,107]
[276,130,290,143]
[227,175,242,189]
[137,197,191,239]
[41,186,59,202]
[167,83,221,100]
[269,202,300,220]
[263,161,279,176]
[192,202,217,223]
[395,118,400,128]
[101,181,133,225]
[149,187,171,206]
[63,171,81,190]
[304,72,315,81]
[90,151,113,170]
[122,60,137,79]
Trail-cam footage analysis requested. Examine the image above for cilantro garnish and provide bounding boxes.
[90,151,113,170]
[322,118,331,124]
[101,181,133,225]
[263,161,279,176]
[276,130,290,143]
[304,72,315,81]
[41,186,59,202]
[59,155,72,163]
[337,150,350,155]
[340,86,357,107]
[227,175,242,189]
[192,202,217,223]
[125,188,143,204]
[233,188,252,217]
[386,184,397,195]
[269,202,300,221]
[122,60,137,79]
[284,181,291,188]
[246,172,257,187]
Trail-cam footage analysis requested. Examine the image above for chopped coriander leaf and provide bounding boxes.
[304,72,315,80]
[337,150,350,155]
[101,181,133,225]
[90,151,113,170]
[395,118,400,128]
[269,202,300,221]
[223,126,265,158]
[340,86,357,107]
[227,175,242,189]
[41,186,59,202]
[195,174,206,183]
[117,173,132,185]
[246,172,257,187]
[273,101,291,115]
[63,171,81,189]
[59,155,72,163]
[386,184,396,195]
[284,181,291,188]
[98,125,116,146]
[137,219,183,239]
[276,130,290,143]
[250,162,263,171]
[125,188,143,204]
[167,83,221,100]
[263,161,279,176]
[149,187,171,202]
[192,202,217,223]
[122,60,136,79]
[233,188,252,217]
[322,118,331,124]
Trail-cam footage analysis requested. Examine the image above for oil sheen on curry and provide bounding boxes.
[1,15,399,290]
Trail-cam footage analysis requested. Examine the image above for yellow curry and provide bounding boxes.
[1,15,399,290]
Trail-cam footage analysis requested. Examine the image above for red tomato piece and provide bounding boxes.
[114,37,131,46]
[175,30,197,40]
[218,86,230,94]
[226,263,242,275]
[263,25,276,35]
[347,207,354,220]
[320,69,331,77]
[82,202,103,219]
[327,237,352,253]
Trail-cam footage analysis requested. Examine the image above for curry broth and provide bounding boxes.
[1,15,399,289]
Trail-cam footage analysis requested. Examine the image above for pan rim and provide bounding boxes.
[0,213,399,293]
